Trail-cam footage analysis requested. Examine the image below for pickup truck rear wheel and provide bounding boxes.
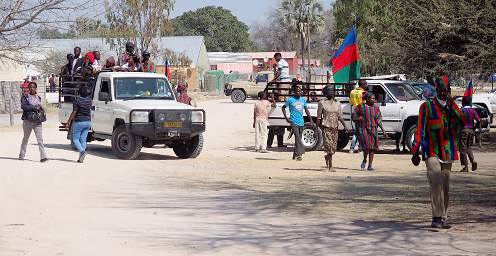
[111,125,143,160]
[405,125,416,151]
[301,124,323,151]
[173,134,204,159]
[337,130,350,150]
[231,89,246,103]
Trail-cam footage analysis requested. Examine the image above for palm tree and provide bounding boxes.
[278,0,324,81]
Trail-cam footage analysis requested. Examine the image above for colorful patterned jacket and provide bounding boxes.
[412,97,465,161]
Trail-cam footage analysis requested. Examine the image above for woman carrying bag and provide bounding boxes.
[19,82,48,162]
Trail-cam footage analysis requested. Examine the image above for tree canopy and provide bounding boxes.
[332,0,496,78]
[171,6,254,52]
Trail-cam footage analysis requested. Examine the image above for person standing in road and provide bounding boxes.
[253,91,276,153]
[317,85,349,171]
[282,86,314,161]
[459,96,480,172]
[349,79,367,153]
[353,92,387,171]
[48,74,56,92]
[411,78,465,229]
[66,85,92,163]
[19,82,48,162]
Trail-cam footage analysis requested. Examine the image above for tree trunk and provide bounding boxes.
[300,32,305,81]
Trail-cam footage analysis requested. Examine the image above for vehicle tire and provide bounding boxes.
[301,123,323,151]
[337,130,350,150]
[111,125,143,160]
[173,134,204,159]
[231,89,246,103]
[405,125,416,152]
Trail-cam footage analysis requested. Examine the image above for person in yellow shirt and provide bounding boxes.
[349,80,368,153]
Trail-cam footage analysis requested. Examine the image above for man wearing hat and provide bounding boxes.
[411,77,465,229]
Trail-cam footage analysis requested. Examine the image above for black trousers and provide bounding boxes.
[267,127,284,147]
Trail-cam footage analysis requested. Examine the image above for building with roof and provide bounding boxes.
[207,52,253,74]
[245,52,299,75]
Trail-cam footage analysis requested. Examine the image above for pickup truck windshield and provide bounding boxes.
[386,83,419,101]
[114,77,174,100]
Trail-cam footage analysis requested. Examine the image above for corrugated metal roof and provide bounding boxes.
[35,36,206,67]
[245,51,297,59]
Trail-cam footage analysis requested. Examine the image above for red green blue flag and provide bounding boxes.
[464,79,474,97]
[332,26,361,83]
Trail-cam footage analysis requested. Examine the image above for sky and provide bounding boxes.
[171,0,336,26]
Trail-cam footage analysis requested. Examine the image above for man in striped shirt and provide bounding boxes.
[411,78,465,229]
[460,96,480,172]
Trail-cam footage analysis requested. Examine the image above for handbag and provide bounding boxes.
[27,109,47,123]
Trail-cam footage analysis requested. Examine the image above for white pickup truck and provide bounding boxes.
[58,72,206,160]
[265,80,425,151]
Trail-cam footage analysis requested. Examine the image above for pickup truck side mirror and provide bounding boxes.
[99,92,110,102]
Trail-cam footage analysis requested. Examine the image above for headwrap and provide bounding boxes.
[85,52,95,64]
[322,85,335,99]
[177,82,192,105]
[105,56,116,68]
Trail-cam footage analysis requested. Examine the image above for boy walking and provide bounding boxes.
[282,86,314,161]
[254,92,275,153]
[460,96,480,172]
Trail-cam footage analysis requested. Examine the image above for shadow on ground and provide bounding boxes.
[89,170,496,255]
[44,143,179,161]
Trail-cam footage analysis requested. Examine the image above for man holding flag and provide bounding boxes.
[332,25,362,153]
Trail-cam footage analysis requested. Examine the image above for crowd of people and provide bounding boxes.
[61,42,156,85]
[253,53,481,230]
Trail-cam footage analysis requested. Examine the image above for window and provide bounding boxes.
[100,80,110,94]
[256,74,269,83]
[114,77,174,100]
[386,83,419,101]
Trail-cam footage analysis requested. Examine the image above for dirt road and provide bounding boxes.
[1,99,495,255]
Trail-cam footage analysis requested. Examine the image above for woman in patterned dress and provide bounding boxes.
[317,85,349,171]
[353,92,387,171]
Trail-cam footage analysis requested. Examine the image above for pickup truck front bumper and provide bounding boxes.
[127,109,206,140]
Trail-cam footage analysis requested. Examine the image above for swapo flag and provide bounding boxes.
[464,79,474,97]
[331,26,361,83]
[164,58,172,81]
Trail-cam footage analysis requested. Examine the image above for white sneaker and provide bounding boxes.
[349,149,355,154]
[260,149,269,153]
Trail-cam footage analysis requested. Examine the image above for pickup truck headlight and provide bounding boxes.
[131,111,150,123]
[191,110,204,123]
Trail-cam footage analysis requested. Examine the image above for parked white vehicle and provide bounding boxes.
[58,72,206,160]
[265,80,424,151]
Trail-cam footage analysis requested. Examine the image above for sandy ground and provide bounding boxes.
[0,98,495,256]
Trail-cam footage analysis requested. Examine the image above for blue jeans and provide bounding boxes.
[72,121,91,154]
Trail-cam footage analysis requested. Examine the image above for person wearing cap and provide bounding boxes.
[141,51,156,73]
[120,41,135,66]
[317,85,349,171]
[353,92,387,171]
[411,77,465,229]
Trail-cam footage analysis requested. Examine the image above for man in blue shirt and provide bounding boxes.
[282,86,314,161]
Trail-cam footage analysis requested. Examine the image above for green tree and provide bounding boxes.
[172,6,254,52]
[278,0,325,80]
[104,0,174,54]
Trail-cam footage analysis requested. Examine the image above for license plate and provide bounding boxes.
[164,121,182,128]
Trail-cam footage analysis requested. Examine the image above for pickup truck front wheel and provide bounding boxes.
[111,125,143,160]
[231,89,246,103]
[173,134,204,159]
